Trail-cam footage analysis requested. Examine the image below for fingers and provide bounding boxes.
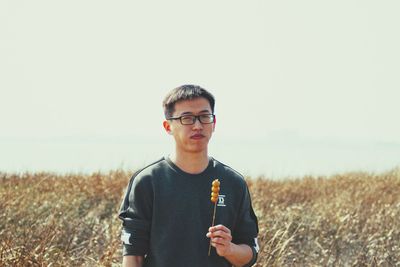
[208,224,231,234]
[206,225,232,245]
[206,225,231,239]
[208,230,231,242]
[206,225,233,256]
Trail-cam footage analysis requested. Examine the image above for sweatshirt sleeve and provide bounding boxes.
[232,184,259,266]
[118,172,153,256]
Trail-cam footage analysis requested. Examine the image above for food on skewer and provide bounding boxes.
[208,179,220,256]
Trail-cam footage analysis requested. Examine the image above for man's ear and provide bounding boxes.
[163,120,172,134]
[212,116,216,132]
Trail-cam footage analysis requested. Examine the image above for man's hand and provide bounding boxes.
[206,224,233,256]
[206,224,253,267]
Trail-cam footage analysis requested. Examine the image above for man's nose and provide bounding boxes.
[192,117,203,129]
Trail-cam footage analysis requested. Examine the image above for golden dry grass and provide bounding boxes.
[1,168,399,266]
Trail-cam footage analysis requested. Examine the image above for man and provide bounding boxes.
[119,85,259,267]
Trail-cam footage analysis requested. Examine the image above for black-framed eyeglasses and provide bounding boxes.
[167,114,215,125]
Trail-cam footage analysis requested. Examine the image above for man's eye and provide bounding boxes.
[200,115,211,119]
[200,115,213,122]
[181,116,194,123]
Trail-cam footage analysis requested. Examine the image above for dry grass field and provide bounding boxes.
[1,168,399,266]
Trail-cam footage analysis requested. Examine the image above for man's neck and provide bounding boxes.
[169,150,210,174]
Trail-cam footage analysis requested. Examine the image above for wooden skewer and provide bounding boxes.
[208,200,218,256]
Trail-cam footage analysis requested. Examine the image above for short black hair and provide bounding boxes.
[162,85,215,118]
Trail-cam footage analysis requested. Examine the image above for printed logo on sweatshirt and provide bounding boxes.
[217,194,226,207]
[254,238,260,252]
[121,231,132,245]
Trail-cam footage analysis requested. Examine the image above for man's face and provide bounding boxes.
[163,97,215,154]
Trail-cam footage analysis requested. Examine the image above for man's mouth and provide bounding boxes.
[190,134,205,139]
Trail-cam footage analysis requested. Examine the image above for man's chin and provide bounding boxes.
[187,144,208,154]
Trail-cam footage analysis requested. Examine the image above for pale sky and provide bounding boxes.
[1,1,399,177]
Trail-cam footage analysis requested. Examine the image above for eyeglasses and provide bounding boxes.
[167,114,215,125]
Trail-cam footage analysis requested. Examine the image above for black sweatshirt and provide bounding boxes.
[119,157,259,267]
